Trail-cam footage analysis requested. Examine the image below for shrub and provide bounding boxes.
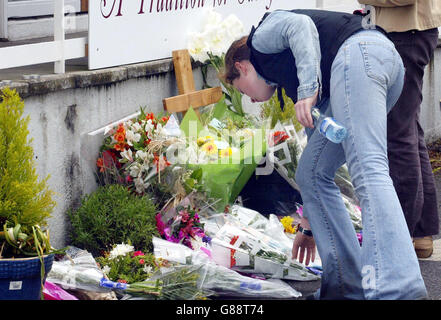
[0,88,55,228]
[67,184,159,256]
[0,88,56,258]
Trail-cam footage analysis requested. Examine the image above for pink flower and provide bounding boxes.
[133,250,144,257]
[139,259,145,265]
[297,206,303,217]
[180,211,190,223]
[165,227,180,243]
[155,214,166,236]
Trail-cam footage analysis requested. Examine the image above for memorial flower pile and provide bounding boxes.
[156,204,210,250]
[60,10,344,302]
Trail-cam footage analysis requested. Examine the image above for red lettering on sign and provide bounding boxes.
[101,0,123,18]
[213,0,227,7]
[145,0,206,13]
[266,0,272,10]
[139,0,145,13]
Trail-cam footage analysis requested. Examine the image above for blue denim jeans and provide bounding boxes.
[295,30,428,300]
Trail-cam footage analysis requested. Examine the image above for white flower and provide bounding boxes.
[121,148,133,162]
[125,129,141,146]
[143,265,153,274]
[188,31,210,63]
[131,121,142,132]
[221,14,245,42]
[109,243,134,260]
[187,10,245,62]
[129,162,143,177]
[102,265,111,275]
[202,9,223,29]
[135,150,150,163]
[203,26,230,57]
[145,120,155,138]
[134,176,146,193]
[155,123,164,137]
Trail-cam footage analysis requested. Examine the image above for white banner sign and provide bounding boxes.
[88,0,314,70]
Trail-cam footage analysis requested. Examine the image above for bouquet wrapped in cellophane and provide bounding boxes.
[155,193,213,251]
[179,100,266,212]
[152,237,302,299]
[197,205,319,281]
[95,109,203,208]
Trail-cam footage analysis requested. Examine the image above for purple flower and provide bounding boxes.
[202,235,212,244]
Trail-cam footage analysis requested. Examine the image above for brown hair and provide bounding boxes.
[221,36,251,85]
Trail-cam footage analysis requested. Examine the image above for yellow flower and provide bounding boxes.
[219,147,233,158]
[281,216,296,234]
[201,142,218,155]
[197,136,214,146]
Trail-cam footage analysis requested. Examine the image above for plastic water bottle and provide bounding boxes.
[311,107,347,143]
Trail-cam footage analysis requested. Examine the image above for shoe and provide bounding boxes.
[414,236,433,258]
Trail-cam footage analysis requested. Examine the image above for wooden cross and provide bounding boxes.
[163,49,223,118]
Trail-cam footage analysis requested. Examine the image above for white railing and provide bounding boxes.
[0,0,87,74]
[0,0,7,39]
[7,0,81,18]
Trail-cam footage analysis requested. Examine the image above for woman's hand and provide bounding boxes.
[292,232,316,266]
[292,218,316,266]
[295,90,318,128]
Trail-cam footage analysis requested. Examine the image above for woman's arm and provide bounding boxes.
[251,10,322,103]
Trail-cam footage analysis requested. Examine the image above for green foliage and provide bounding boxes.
[0,87,55,230]
[97,250,160,284]
[126,265,206,300]
[67,184,159,256]
[260,89,303,131]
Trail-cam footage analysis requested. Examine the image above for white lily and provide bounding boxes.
[134,176,146,193]
[121,148,133,162]
[188,31,210,63]
[131,121,142,132]
[135,150,150,163]
[129,162,142,177]
[221,14,245,41]
[126,129,141,146]
[109,243,134,260]
[145,120,155,138]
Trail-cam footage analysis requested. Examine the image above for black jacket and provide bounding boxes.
[247,9,383,105]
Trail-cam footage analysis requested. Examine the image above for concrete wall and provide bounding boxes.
[1,45,440,250]
[0,59,260,249]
